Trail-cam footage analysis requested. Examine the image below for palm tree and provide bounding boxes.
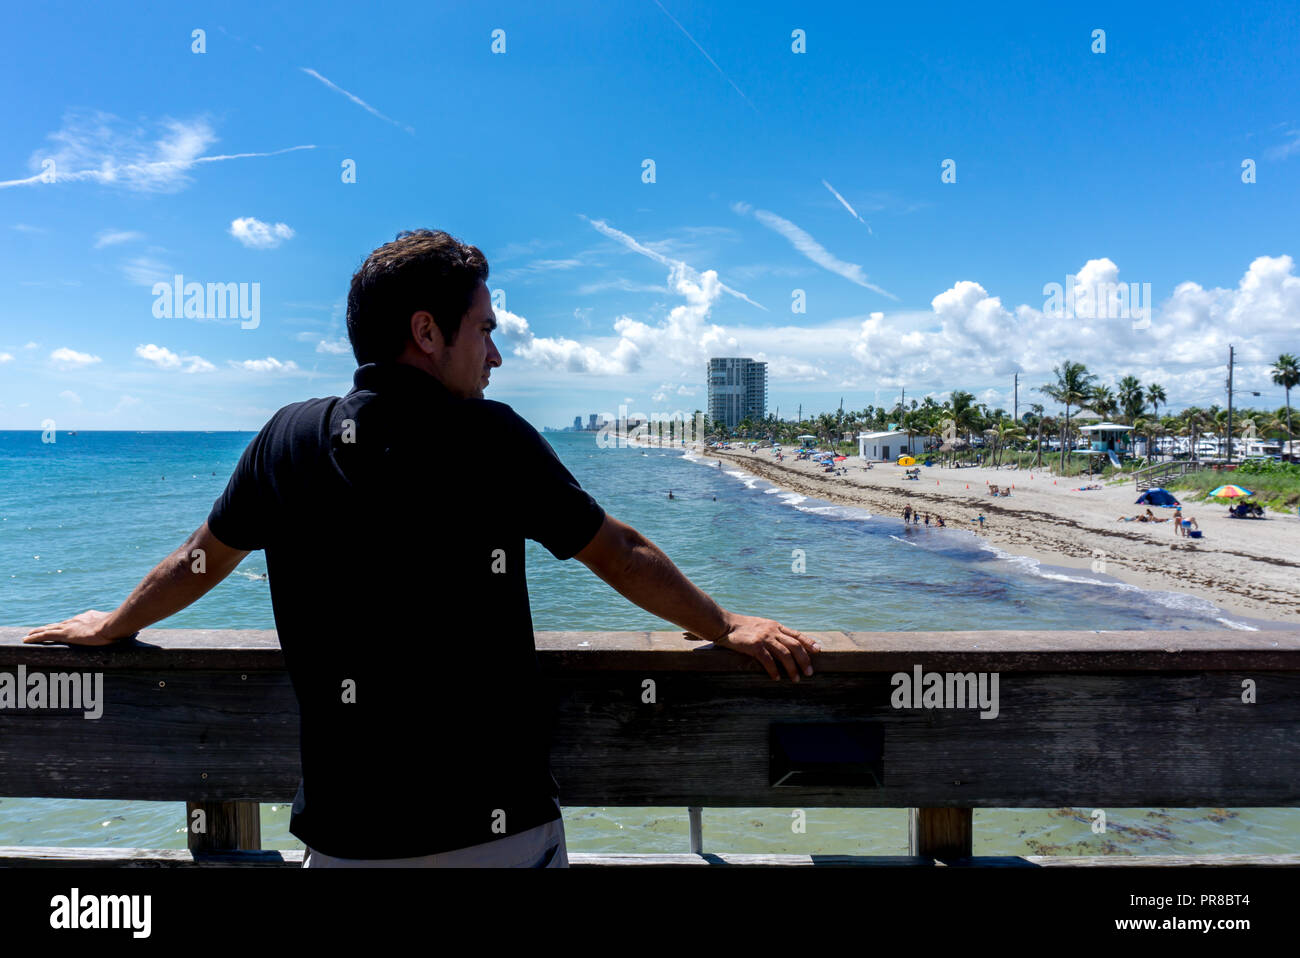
[1089,384,1118,422]
[1038,361,1099,476]
[947,390,978,443]
[816,412,836,449]
[1272,354,1299,454]
[1132,417,1152,464]
[1117,375,1145,424]
[1180,406,1211,461]
[1159,415,1180,459]
[1147,383,1167,421]
[1024,403,1045,467]
[990,421,1027,468]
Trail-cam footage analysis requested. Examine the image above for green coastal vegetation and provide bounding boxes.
[699,353,1300,512]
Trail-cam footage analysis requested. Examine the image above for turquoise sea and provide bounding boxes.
[1,428,1295,856]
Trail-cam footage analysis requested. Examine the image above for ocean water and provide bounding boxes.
[0,428,1294,857]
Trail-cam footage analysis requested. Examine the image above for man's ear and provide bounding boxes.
[409,310,446,360]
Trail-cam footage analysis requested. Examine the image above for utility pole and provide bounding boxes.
[1013,373,1019,422]
[798,403,802,423]
[1226,344,1234,464]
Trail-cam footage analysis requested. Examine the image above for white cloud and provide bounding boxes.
[59,390,82,404]
[300,67,414,134]
[135,343,214,372]
[0,352,12,363]
[49,347,101,367]
[230,357,300,373]
[822,178,872,233]
[94,229,143,248]
[576,278,669,295]
[4,111,315,192]
[738,203,896,300]
[315,338,352,355]
[121,256,173,287]
[230,217,294,249]
[584,216,766,310]
[1264,128,1300,162]
[23,341,38,349]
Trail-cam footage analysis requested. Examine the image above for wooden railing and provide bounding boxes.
[1133,460,1202,490]
[1,627,1298,867]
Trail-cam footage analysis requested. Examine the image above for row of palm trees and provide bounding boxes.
[706,352,1300,474]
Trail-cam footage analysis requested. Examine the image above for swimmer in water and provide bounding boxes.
[668,490,674,499]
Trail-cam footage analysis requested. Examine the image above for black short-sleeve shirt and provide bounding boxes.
[206,362,606,859]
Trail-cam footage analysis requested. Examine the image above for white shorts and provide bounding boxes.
[301,816,568,868]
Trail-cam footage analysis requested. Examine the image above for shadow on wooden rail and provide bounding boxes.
[2,627,1298,867]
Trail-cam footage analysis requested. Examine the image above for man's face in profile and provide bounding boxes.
[438,282,502,400]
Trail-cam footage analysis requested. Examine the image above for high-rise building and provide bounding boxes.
[707,357,767,430]
[573,416,582,431]
[588,414,598,431]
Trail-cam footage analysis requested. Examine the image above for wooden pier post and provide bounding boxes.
[908,808,972,861]
[186,801,261,853]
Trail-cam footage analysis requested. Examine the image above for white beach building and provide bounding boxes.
[857,430,929,461]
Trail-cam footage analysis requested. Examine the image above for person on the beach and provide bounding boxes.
[923,514,930,526]
[903,505,912,522]
[936,515,946,527]
[1173,506,1184,535]
[23,228,819,870]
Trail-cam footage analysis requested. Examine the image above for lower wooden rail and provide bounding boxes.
[1,847,1297,867]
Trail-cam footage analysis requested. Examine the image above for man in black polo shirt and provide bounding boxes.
[24,228,820,867]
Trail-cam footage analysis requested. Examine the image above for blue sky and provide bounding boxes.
[3,0,1298,430]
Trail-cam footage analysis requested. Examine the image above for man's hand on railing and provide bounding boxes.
[23,610,134,646]
[688,613,822,682]
[23,522,249,648]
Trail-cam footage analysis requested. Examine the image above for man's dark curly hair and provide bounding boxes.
[346,229,490,365]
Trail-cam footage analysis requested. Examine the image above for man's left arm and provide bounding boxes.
[23,522,250,647]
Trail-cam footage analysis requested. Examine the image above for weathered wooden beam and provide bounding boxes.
[0,667,1297,805]
[908,807,973,859]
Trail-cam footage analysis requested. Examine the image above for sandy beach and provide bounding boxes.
[665,441,1300,626]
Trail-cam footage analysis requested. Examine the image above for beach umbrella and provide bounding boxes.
[834,455,848,461]
[898,455,916,466]
[1208,484,1252,498]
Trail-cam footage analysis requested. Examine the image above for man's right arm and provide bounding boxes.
[573,514,821,682]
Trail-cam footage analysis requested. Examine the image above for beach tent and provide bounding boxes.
[1135,487,1180,506]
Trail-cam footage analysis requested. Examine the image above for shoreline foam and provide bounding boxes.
[657,437,1300,627]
